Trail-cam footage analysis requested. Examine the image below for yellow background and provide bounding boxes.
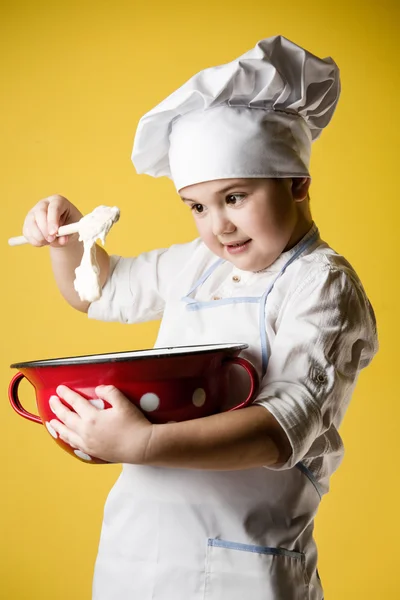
[1,0,398,597]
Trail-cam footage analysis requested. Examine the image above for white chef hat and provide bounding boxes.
[132,35,340,191]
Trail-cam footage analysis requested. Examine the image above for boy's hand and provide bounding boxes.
[22,194,83,248]
[49,385,153,464]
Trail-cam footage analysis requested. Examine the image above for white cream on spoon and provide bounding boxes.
[73,205,120,303]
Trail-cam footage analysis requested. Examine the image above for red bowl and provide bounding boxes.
[9,343,259,464]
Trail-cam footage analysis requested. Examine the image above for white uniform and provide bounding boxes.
[88,224,377,599]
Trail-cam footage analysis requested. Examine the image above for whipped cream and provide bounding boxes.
[73,205,120,302]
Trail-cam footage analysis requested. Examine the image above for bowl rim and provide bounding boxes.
[10,343,249,369]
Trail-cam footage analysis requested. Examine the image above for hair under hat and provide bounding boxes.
[132,35,340,191]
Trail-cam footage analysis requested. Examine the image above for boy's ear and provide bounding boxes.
[292,177,311,201]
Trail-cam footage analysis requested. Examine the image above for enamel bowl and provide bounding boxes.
[9,344,259,464]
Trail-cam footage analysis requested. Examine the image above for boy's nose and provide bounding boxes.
[211,213,236,237]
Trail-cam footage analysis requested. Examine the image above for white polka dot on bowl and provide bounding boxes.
[89,399,105,410]
[140,393,160,412]
[192,388,206,407]
[74,450,92,461]
[45,421,58,439]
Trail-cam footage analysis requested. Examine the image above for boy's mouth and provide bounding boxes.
[225,239,252,254]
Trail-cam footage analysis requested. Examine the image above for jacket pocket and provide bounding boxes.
[204,539,309,600]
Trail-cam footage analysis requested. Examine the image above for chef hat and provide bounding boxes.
[132,35,340,191]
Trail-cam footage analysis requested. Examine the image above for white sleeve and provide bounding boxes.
[88,240,198,324]
[255,265,378,470]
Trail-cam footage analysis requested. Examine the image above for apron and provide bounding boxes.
[93,229,324,600]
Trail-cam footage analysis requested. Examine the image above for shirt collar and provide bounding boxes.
[232,222,319,278]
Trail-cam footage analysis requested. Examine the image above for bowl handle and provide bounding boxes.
[222,357,260,411]
[8,372,42,424]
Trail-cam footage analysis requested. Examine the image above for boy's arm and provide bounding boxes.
[50,240,110,312]
[142,405,289,469]
[49,384,290,469]
[87,239,205,325]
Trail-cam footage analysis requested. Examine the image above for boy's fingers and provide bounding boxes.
[47,195,67,235]
[55,235,68,246]
[22,212,47,246]
[49,419,83,450]
[49,394,82,429]
[94,385,126,408]
[35,203,51,241]
[55,385,98,419]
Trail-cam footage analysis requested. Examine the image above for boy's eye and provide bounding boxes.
[191,204,204,214]
[226,194,246,205]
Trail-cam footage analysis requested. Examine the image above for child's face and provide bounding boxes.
[180,178,311,272]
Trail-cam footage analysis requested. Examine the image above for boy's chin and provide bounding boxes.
[227,256,268,273]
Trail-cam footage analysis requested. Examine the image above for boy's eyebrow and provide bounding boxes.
[181,181,251,202]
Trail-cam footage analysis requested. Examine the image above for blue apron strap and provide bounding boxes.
[259,229,320,376]
[183,258,225,303]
